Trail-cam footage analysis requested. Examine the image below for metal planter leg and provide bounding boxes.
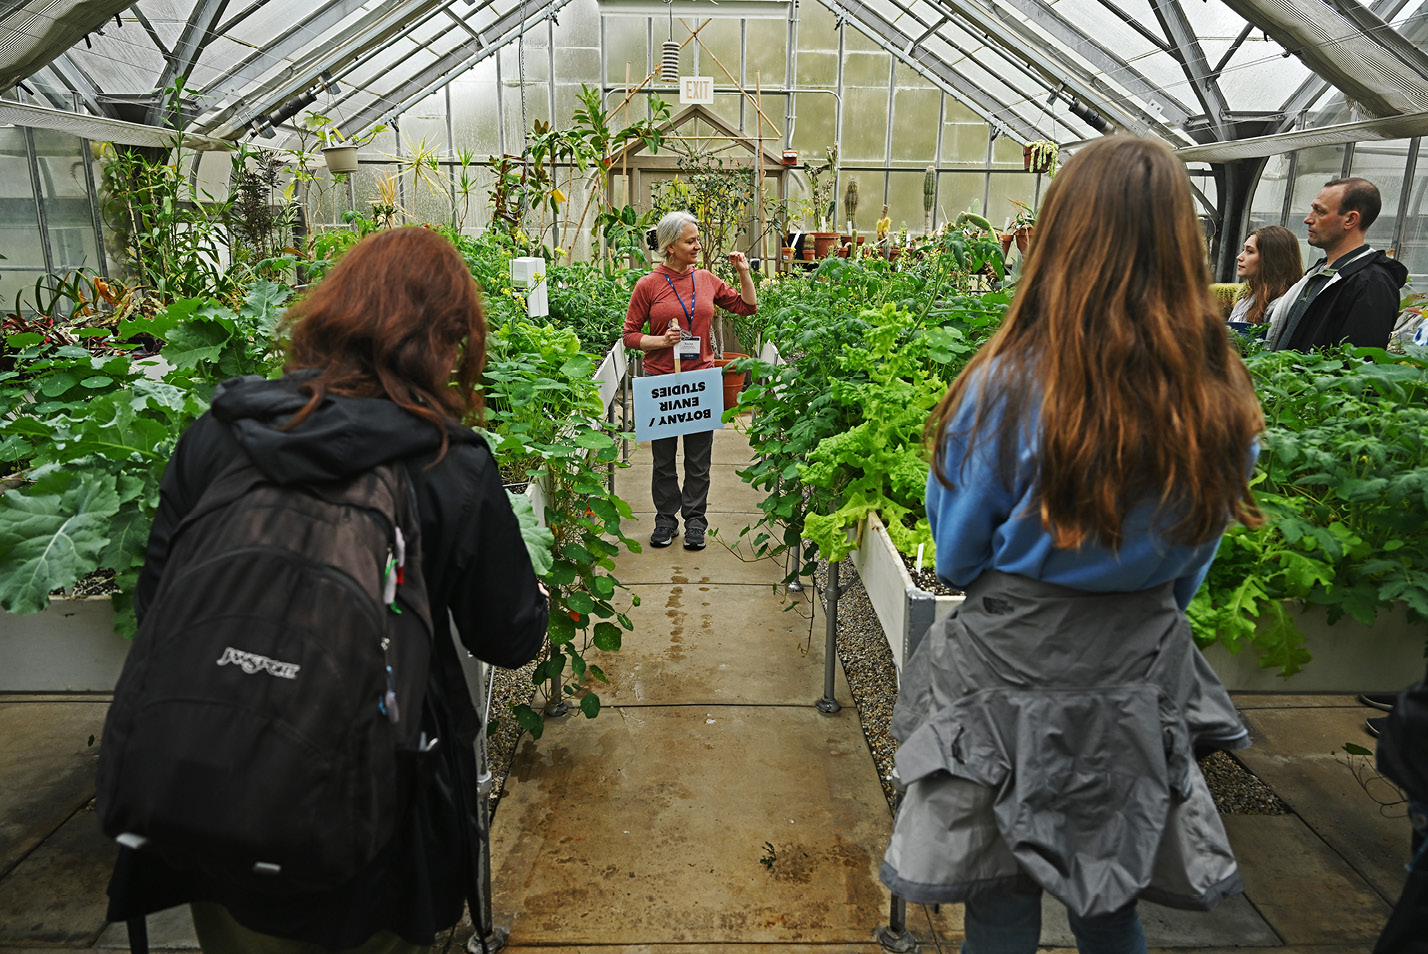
[816,560,841,714]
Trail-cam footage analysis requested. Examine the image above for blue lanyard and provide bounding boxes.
[663,271,695,328]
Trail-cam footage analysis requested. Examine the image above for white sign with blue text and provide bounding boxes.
[633,368,724,443]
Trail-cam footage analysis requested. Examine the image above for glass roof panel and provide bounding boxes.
[1219,44,1314,112]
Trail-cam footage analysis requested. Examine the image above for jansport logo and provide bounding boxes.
[216,647,301,679]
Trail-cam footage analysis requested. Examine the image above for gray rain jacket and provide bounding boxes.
[880,571,1249,918]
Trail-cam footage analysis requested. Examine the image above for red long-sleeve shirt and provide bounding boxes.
[622,264,756,375]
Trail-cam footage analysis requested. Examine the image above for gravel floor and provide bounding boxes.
[813,559,1288,816]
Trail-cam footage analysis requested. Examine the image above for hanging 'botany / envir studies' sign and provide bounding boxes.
[633,368,724,442]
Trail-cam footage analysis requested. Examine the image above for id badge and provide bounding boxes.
[677,336,701,360]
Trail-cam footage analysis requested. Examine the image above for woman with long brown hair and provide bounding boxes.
[104,227,548,953]
[1230,225,1303,325]
[880,137,1264,953]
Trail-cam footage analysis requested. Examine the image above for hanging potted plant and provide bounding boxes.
[305,112,387,176]
[1000,200,1037,257]
[1023,139,1059,176]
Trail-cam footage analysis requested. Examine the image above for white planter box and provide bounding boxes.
[1203,602,1426,693]
[1,597,127,692]
[593,346,621,412]
[848,512,963,672]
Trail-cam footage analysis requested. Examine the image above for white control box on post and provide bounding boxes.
[510,257,548,318]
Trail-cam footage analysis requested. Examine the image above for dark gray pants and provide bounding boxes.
[651,429,713,531]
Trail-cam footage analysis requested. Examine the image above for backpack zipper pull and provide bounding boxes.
[382,548,398,605]
[379,664,401,724]
[383,528,407,610]
[393,527,406,585]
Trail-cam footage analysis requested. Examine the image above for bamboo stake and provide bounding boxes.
[757,69,766,265]
[624,61,631,210]
[688,26,781,135]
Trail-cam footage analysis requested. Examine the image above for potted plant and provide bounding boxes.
[804,146,840,256]
[1023,139,1059,176]
[712,352,751,411]
[843,176,860,243]
[1000,200,1037,257]
[304,112,387,175]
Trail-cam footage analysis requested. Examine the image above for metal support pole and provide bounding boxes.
[875,892,916,952]
[466,666,509,954]
[816,560,841,714]
[606,392,616,496]
[875,787,916,952]
[786,542,804,593]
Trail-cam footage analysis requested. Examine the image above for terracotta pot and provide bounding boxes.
[801,249,815,261]
[811,232,840,258]
[1014,225,1033,255]
[837,246,849,257]
[855,235,865,246]
[712,353,750,411]
[781,247,795,262]
[1023,145,1054,175]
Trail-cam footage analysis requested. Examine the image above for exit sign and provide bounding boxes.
[680,76,714,104]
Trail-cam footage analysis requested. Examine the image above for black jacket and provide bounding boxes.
[1282,248,1407,351]
[106,374,548,946]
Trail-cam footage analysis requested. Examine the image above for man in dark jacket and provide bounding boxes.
[1269,177,1408,351]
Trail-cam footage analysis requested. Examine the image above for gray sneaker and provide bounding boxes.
[650,525,676,548]
[682,527,706,550]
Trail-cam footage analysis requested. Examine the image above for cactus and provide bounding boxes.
[843,177,860,231]
[922,166,935,235]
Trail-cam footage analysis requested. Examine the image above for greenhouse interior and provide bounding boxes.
[2,0,1427,952]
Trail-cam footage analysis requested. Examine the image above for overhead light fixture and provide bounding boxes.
[1067,98,1111,134]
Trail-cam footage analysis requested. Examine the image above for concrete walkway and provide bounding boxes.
[0,420,1413,952]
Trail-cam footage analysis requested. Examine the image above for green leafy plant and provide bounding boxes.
[0,282,293,630]
[732,230,1007,580]
[480,318,640,738]
[650,149,759,268]
[1024,139,1059,177]
[301,111,387,148]
[1188,345,1428,675]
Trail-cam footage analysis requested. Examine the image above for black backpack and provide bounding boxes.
[97,453,434,893]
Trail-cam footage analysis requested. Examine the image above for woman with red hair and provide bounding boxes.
[104,227,548,953]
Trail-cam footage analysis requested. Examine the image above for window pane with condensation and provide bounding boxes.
[1350,139,1412,258]
[32,129,99,272]
[0,128,44,312]
[1399,150,1428,286]
[1248,151,1293,232]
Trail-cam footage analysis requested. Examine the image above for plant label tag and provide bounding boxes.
[677,336,700,360]
[633,368,724,443]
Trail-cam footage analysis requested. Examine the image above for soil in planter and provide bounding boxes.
[55,568,118,598]
[815,559,1288,816]
[896,552,961,597]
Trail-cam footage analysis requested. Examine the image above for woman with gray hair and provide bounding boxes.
[622,210,757,550]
